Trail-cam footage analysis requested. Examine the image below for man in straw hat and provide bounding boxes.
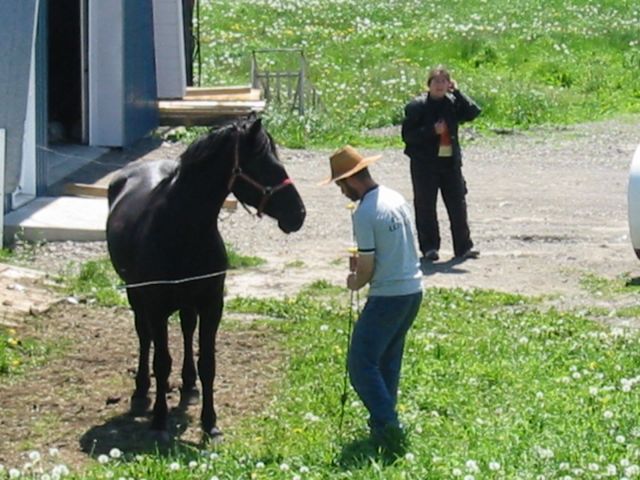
[322,145,423,454]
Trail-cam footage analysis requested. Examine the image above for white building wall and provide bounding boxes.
[88,0,124,146]
[153,0,186,99]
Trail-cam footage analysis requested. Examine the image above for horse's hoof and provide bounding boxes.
[130,396,151,416]
[179,387,200,407]
[203,427,223,444]
[150,429,171,445]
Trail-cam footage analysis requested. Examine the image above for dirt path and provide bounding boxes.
[1,115,639,470]
[222,116,640,311]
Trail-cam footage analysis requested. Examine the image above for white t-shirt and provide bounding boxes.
[353,185,422,297]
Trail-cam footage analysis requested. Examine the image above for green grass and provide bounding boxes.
[195,0,640,147]
[0,327,56,377]
[226,243,266,269]
[579,272,640,298]
[15,284,640,478]
[56,245,265,308]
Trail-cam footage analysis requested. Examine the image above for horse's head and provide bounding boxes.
[229,117,306,233]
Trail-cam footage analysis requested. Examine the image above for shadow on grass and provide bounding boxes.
[79,399,202,458]
[625,276,640,288]
[337,435,400,470]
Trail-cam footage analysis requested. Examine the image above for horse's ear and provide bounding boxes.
[248,117,263,137]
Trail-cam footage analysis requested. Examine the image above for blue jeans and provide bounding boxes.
[347,291,423,435]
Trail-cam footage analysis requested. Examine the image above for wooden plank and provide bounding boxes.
[186,85,254,95]
[63,183,108,198]
[159,99,266,110]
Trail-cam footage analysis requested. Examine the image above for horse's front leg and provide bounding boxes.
[198,291,223,438]
[131,308,151,414]
[179,307,199,406]
[150,315,172,438]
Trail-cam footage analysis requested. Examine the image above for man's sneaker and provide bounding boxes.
[422,249,439,261]
[372,424,408,458]
[457,248,479,259]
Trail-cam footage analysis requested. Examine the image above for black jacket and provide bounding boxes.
[401,90,481,166]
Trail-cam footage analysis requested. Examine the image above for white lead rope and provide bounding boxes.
[118,270,227,290]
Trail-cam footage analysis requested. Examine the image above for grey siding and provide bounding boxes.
[123,0,158,145]
[0,0,38,198]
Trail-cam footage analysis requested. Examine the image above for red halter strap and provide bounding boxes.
[227,130,294,217]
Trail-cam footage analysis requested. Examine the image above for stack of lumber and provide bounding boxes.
[159,85,265,126]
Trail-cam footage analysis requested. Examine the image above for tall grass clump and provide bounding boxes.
[23,285,640,479]
[197,0,640,147]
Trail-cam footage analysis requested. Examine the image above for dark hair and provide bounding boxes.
[350,167,372,182]
[427,65,451,86]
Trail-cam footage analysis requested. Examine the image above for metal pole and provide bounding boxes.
[0,129,5,247]
[298,54,305,115]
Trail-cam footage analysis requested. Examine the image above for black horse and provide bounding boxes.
[106,117,305,440]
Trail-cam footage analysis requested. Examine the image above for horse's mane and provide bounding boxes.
[179,122,235,169]
[179,117,278,169]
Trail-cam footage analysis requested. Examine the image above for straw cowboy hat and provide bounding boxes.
[319,145,382,185]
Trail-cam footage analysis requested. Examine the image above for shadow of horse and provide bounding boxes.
[420,256,469,276]
[79,401,200,457]
[625,277,640,288]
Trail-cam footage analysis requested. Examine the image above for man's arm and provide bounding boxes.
[347,253,375,291]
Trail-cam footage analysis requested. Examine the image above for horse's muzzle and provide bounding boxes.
[278,207,306,233]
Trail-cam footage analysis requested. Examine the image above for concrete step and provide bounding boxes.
[3,196,107,244]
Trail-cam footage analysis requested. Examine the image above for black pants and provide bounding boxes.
[410,158,473,257]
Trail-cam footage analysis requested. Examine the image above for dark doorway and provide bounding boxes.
[47,0,85,144]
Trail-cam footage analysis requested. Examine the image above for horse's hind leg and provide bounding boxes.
[198,291,223,438]
[131,308,152,414]
[179,307,199,406]
[150,315,172,436]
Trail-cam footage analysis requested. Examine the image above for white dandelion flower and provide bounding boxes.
[109,448,122,459]
[28,451,41,463]
[52,464,69,477]
[255,461,265,468]
[466,460,479,472]
[98,454,109,464]
[603,410,614,419]
[280,463,290,471]
[9,469,21,479]
[489,461,501,471]
[169,462,180,471]
[625,464,640,476]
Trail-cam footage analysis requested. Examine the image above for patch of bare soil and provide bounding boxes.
[0,301,284,469]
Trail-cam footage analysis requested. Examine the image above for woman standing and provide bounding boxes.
[401,66,481,262]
